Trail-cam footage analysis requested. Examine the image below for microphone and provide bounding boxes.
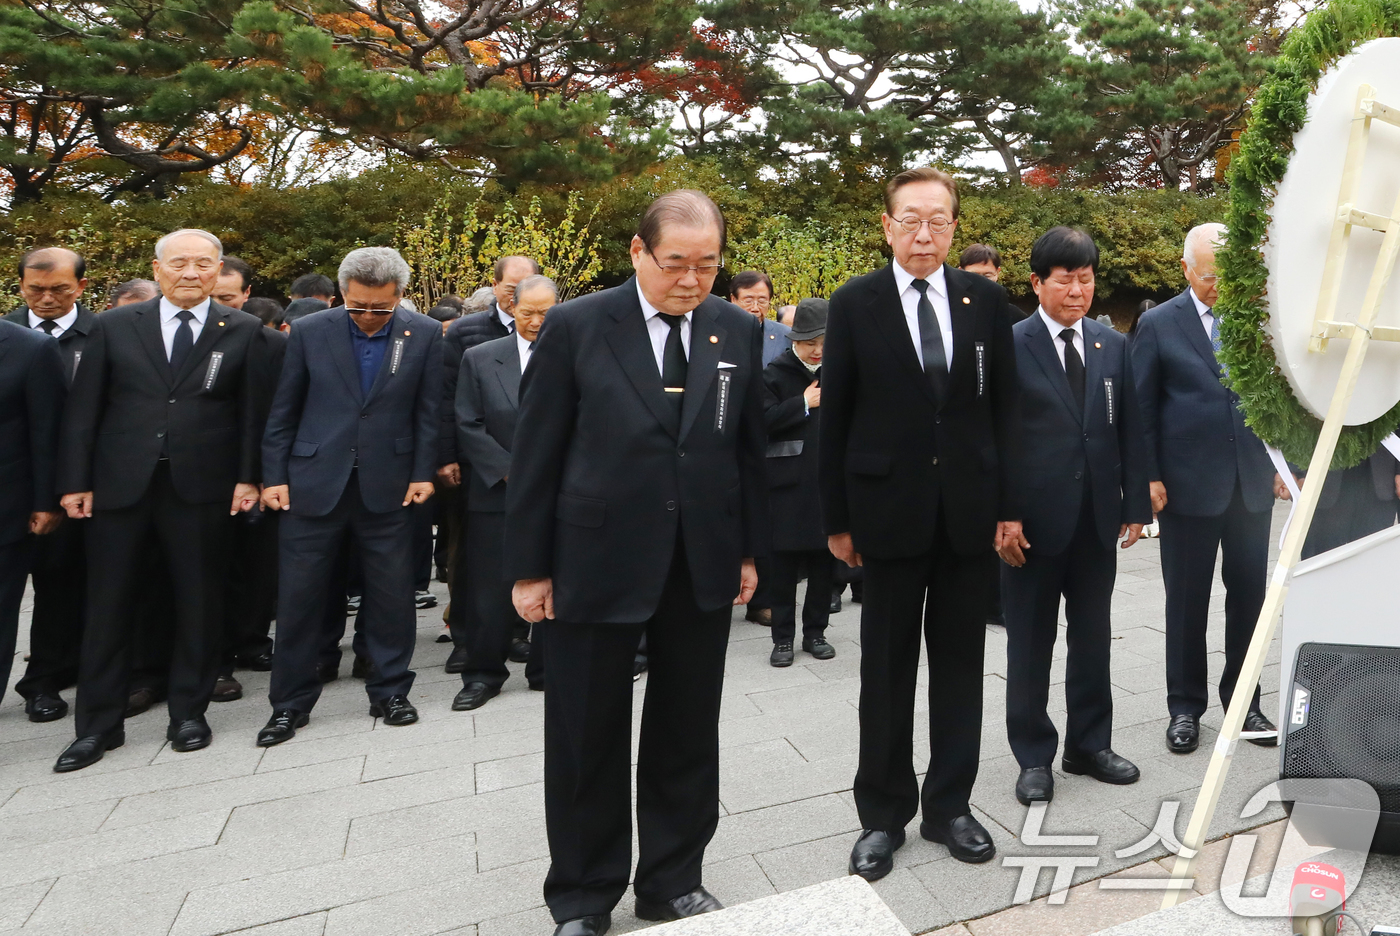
[1289,861,1346,936]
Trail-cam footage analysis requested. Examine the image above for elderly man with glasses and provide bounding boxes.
[256,247,442,745]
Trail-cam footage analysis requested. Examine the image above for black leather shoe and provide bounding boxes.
[452,682,499,711]
[235,652,273,672]
[553,915,610,936]
[1242,710,1279,747]
[745,607,772,626]
[848,828,905,882]
[318,660,340,683]
[508,637,532,664]
[351,655,372,680]
[1015,766,1055,805]
[920,814,995,863]
[168,716,212,752]
[25,693,68,722]
[444,645,470,674]
[803,636,836,660]
[370,694,418,725]
[1166,714,1200,754]
[211,675,243,703]
[257,710,309,747]
[770,642,794,667]
[435,627,452,643]
[830,594,843,614]
[125,687,164,718]
[1062,748,1140,784]
[54,729,124,772]
[635,886,723,921]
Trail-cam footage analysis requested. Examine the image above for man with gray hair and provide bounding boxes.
[257,246,442,745]
[54,228,265,771]
[1131,222,1284,756]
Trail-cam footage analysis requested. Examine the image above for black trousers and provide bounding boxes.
[833,559,863,601]
[271,472,416,712]
[0,539,33,706]
[411,499,433,592]
[1302,463,1398,559]
[221,509,278,673]
[770,548,833,645]
[543,539,731,921]
[460,510,542,688]
[16,520,85,699]
[128,530,176,696]
[854,518,994,830]
[1159,480,1268,718]
[433,483,457,577]
[1002,494,1116,768]
[750,554,772,611]
[75,463,231,737]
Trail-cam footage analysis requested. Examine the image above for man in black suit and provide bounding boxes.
[257,247,441,746]
[1131,223,1283,755]
[820,167,1022,879]
[505,190,767,936]
[450,275,556,710]
[54,228,265,771]
[763,298,836,668]
[1000,228,1151,806]
[0,320,66,710]
[7,248,94,722]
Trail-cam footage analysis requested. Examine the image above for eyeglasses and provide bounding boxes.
[346,307,396,316]
[1189,269,1219,284]
[648,252,723,277]
[736,296,771,309]
[161,258,220,272]
[893,217,955,235]
[21,284,78,297]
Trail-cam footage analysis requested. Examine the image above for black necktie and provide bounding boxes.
[38,320,58,335]
[658,312,688,430]
[1060,327,1085,412]
[170,310,195,373]
[910,279,949,402]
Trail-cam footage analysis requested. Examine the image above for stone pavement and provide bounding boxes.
[0,505,1304,936]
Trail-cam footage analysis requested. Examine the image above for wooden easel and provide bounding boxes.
[1161,82,1400,907]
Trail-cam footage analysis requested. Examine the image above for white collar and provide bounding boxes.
[160,296,211,322]
[1037,306,1083,341]
[30,305,79,332]
[1188,288,1212,317]
[637,280,692,322]
[892,259,947,297]
[496,304,514,330]
[516,330,534,358]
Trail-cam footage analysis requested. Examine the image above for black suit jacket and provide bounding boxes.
[455,334,522,513]
[0,320,65,546]
[819,263,1022,558]
[1130,289,1275,516]
[263,307,442,517]
[1013,312,1152,554]
[57,298,263,509]
[440,304,512,465]
[4,304,96,385]
[503,279,770,622]
[763,349,825,552]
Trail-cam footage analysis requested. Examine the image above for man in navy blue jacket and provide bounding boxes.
[1131,223,1283,755]
[257,247,442,745]
[1000,228,1151,806]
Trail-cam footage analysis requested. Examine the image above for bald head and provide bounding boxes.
[19,247,87,319]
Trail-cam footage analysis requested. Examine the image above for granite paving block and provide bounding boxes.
[357,724,542,783]
[475,751,544,794]
[473,811,550,872]
[643,876,910,936]
[966,863,1188,936]
[0,798,116,851]
[870,868,957,934]
[0,879,52,930]
[701,853,781,907]
[344,802,479,859]
[225,913,329,935]
[707,793,860,863]
[19,873,189,936]
[0,727,249,798]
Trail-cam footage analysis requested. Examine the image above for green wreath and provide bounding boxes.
[1218,0,1400,468]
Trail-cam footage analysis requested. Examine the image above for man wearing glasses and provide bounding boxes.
[257,247,442,745]
[1131,223,1282,756]
[729,269,791,367]
[505,190,768,936]
[820,167,1023,879]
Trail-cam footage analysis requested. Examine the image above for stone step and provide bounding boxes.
[645,876,911,936]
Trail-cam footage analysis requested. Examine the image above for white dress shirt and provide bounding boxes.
[891,260,953,370]
[638,281,691,376]
[28,306,78,337]
[516,331,534,374]
[159,297,210,360]
[1037,307,1084,370]
[497,305,515,333]
[1189,288,1213,338]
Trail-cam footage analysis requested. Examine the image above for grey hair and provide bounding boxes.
[1183,223,1227,270]
[338,247,411,294]
[463,285,496,314]
[155,228,223,261]
[514,274,558,302]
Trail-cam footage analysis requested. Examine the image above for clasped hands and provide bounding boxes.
[512,559,759,623]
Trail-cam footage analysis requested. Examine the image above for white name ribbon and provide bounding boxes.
[1382,433,1400,462]
[390,338,405,375]
[1263,443,1301,549]
[71,350,81,376]
[1104,377,1115,426]
[714,370,731,432]
[975,341,986,397]
[202,351,224,391]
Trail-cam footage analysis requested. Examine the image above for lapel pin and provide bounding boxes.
[962,297,971,304]
[709,335,718,343]
[1095,342,1102,349]
[404,330,411,336]
[217,321,225,327]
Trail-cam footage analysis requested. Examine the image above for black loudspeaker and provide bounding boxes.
[1282,642,1400,854]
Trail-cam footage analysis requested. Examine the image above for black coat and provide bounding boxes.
[1013,312,1152,554]
[0,320,65,546]
[763,349,826,552]
[262,307,442,517]
[819,263,1022,558]
[4,303,96,386]
[57,298,264,509]
[454,334,521,513]
[439,304,511,465]
[503,278,770,622]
